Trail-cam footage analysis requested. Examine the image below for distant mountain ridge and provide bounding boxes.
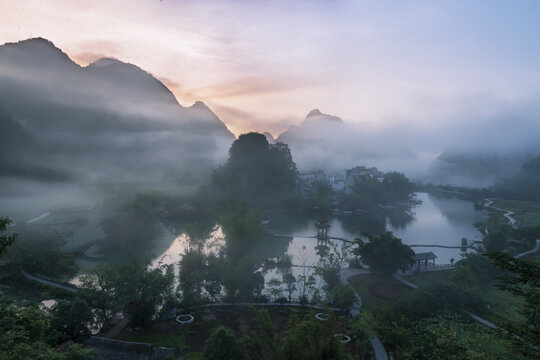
[276,109,415,172]
[0,38,235,185]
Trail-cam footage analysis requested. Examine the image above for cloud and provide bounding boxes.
[209,103,294,137]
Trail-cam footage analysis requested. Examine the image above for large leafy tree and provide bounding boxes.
[115,259,174,327]
[49,297,94,342]
[212,132,297,206]
[354,232,414,274]
[0,297,96,360]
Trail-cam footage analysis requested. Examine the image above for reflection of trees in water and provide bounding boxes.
[339,213,386,235]
[386,209,415,230]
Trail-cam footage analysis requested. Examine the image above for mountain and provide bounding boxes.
[0,38,235,186]
[276,109,415,172]
[426,150,531,188]
[262,131,276,144]
[492,155,540,200]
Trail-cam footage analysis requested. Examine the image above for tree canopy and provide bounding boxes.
[212,132,297,206]
[354,232,415,274]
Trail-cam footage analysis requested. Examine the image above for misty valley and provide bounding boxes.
[1,37,539,360]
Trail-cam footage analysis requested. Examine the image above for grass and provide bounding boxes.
[404,269,453,286]
[347,273,412,308]
[404,269,525,324]
[491,198,540,227]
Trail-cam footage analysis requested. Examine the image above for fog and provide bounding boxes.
[276,96,540,187]
[0,38,234,197]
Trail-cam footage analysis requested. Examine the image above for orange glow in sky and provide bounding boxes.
[1,0,539,137]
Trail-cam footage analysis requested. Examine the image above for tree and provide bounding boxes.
[203,326,243,360]
[79,265,119,330]
[282,272,297,304]
[220,201,263,259]
[279,315,345,360]
[485,252,540,356]
[0,216,17,257]
[354,232,414,274]
[115,259,174,327]
[0,297,96,360]
[382,171,415,203]
[49,297,93,342]
[212,132,298,206]
[329,285,356,311]
[8,229,78,280]
[267,278,283,302]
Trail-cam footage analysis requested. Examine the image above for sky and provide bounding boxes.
[1,0,540,137]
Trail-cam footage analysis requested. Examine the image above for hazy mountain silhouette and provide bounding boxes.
[0,38,235,185]
[276,109,414,172]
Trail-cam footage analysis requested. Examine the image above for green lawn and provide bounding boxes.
[403,269,453,286]
[404,269,525,324]
[491,199,540,227]
[348,273,412,308]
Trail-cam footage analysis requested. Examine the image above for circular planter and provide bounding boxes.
[315,313,329,321]
[175,314,194,325]
[334,334,351,343]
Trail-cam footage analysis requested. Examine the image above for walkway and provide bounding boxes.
[515,239,540,259]
[20,269,80,293]
[484,199,517,228]
[340,267,389,360]
[393,271,501,331]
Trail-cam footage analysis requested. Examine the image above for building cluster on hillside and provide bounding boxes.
[298,166,385,199]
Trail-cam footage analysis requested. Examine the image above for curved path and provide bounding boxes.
[484,199,517,228]
[20,269,80,293]
[515,239,540,259]
[340,268,389,360]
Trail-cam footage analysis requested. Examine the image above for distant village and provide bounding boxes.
[298,165,385,199]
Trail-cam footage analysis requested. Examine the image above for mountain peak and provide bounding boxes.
[189,101,211,111]
[304,109,343,123]
[307,109,322,118]
[89,57,124,68]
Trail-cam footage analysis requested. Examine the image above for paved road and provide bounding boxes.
[485,199,517,228]
[20,269,80,293]
[340,268,389,360]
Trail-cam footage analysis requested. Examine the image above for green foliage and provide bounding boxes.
[0,216,17,257]
[328,285,356,311]
[80,259,174,328]
[307,180,333,209]
[354,232,414,274]
[179,249,205,306]
[7,230,78,280]
[279,315,345,360]
[0,297,96,360]
[340,171,414,210]
[282,272,296,303]
[212,132,298,207]
[372,309,519,360]
[79,265,120,329]
[453,253,497,288]
[203,325,243,360]
[115,259,174,327]
[220,201,263,259]
[49,297,93,342]
[486,252,540,356]
[382,171,415,203]
[395,279,484,318]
